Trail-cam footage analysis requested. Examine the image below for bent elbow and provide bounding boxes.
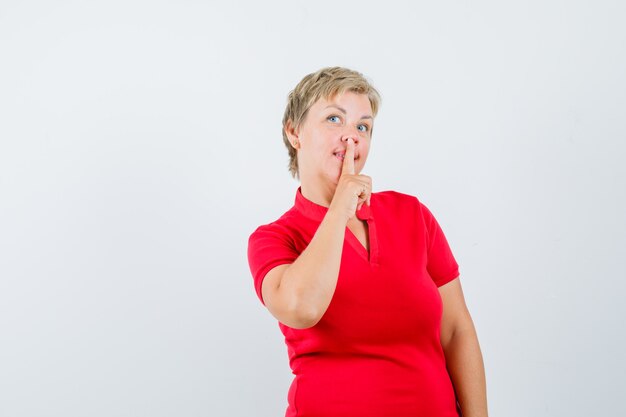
[267,267,329,329]
[283,300,323,329]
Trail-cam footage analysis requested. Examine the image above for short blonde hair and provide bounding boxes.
[282,67,381,178]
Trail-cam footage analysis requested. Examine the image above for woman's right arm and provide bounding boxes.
[261,138,370,329]
[261,210,347,329]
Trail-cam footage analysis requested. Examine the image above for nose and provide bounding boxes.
[341,134,359,145]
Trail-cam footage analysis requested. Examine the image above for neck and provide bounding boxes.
[300,178,337,208]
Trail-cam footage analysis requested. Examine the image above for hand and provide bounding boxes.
[328,138,372,222]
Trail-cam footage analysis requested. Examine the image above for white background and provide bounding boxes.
[1,1,625,416]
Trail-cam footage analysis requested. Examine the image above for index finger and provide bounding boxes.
[341,138,355,176]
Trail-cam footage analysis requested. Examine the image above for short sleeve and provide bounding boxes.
[247,224,299,305]
[419,202,460,287]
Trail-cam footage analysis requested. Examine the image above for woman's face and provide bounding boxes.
[292,91,373,187]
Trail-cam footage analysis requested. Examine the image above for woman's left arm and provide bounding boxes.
[439,277,489,417]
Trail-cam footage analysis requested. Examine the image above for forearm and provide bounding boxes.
[269,137,368,327]
[279,209,347,324]
[442,324,488,417]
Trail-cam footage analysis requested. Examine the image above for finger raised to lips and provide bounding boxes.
[341,138,355,175]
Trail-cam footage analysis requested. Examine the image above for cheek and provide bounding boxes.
[360,142,371,159]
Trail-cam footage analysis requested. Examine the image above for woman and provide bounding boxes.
[247,67,488,417]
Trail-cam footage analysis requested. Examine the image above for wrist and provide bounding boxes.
[324,207,350,226]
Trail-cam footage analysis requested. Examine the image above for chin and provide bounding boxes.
[327,174,341,186]
[319,170,340,187]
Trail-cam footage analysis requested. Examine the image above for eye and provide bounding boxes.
[357,124,369,132]
[327,115,341,123]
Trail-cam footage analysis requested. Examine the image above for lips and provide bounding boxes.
[333,151,359,161]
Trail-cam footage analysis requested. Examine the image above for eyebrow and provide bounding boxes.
[324,105,373,120]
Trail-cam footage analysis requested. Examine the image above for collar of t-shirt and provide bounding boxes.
[294,187,372,222]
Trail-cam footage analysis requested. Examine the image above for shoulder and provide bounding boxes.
[248,206,300,246]
[371,189,425,214]
[372,189,419,204]
[371,190,441,227]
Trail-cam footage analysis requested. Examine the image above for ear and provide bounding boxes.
[284,120,301,149]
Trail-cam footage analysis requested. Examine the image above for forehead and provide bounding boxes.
[312,91,373,113]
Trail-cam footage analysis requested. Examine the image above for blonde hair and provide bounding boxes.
[282,67,381,178]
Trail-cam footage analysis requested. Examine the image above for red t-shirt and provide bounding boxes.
[248,187,461,417]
